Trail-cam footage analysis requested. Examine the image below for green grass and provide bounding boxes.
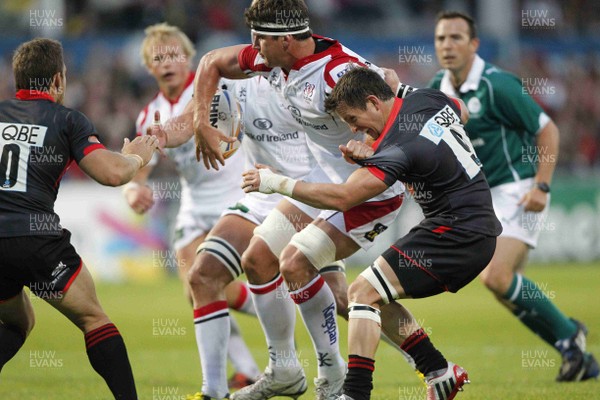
[2,263,599,399]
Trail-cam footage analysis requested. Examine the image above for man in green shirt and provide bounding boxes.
[428,11,597,382]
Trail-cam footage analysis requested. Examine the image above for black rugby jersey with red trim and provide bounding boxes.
[357,89,502,237]
[0,90,105,237]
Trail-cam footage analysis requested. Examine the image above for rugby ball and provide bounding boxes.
[209,89,243,159]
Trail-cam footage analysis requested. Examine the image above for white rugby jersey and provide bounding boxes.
[238,35,403,199]
[136,73,244,216]
[221,77,313,179]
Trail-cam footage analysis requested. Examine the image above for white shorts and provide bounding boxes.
[287,166,404,250]
[221,191,285,226]
[491,178,550,248]
[173,210,221,251]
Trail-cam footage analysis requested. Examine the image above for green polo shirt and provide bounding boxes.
[428,55,550,188]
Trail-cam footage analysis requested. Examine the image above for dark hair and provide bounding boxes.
[12,38,64,91]
[245,0,312,40]
[325,67,394,113]
[436,11,478,39]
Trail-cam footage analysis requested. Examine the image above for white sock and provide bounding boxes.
[249,273,301,380]
[231,282,256,316]
[193,301,230,398]
[290,275,345,380]
[228,315,261,378]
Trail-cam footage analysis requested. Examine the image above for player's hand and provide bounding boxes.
[146,111,167,156]
[518,187,548,212]
[122,135,159,167]
[123,183,155,214]
[340,139,374,164]
[382,67,400,94]
[241,164,296,196]
[193,119,236,171]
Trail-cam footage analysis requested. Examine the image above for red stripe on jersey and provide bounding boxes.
[163,72,195,105]
[138,103,151,131]
[193,301,228,319]
[451,98,461,112]
[366,166,387,183]
[289,276,325,304]
[54,159,73,188]
[290,35,340,71]
[249,274,284,295]
[15,89,55,102]
[372,98,403,152]
[322,56,363,89]
[432,226,452,234]
[238,45,272,74]
[83,143,106,156]
[62,259,83,294]
[343,196,403,232]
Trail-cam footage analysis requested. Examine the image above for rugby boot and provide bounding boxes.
[314,370,346,400]
[554,318,598,382]
[425,362,469,400]
[230,366,307,399]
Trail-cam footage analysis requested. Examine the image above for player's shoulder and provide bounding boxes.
[481,62,521,87]
[428,70,445,89]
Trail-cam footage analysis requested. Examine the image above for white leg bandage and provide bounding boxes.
[359,260,399,304]
[348,302,381,325]
[253,209,298,259]
[196,236,242,278]
[288,223,336,270]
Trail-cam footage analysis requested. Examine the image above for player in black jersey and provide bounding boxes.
[0,38,158,399]
[241,67,502,400]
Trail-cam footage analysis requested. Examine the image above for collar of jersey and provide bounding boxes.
[290,34,339,71]
[440,54,485,95]
[161,72,195,105]
[372,97,403,151]
[16,89,55,102]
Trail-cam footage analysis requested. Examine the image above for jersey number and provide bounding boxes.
[0,144,21,190]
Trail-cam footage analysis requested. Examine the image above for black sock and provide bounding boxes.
[343,354,375,400]
[0,324,26,372]
[400,328,446,376]
[85,323,137,400]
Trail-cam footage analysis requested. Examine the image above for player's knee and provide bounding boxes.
[479,260,512,295]
[189,236,242,289]
[279,245,306,282]
[241,238,279,283]
[347,276,381,308]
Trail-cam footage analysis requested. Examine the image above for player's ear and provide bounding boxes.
[469,37,480,53]
[366,95,380,110]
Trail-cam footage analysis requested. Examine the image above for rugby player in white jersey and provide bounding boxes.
[124,23,260,391]
[154,71,354,399]
[188,1,410,399]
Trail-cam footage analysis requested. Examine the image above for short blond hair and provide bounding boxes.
[140,22,196,67]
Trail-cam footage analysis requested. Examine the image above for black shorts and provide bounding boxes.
[382,222,496,298]
[0,229,82,302]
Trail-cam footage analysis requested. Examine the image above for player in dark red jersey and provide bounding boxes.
[242,67,502,400]
[0,38,158,400]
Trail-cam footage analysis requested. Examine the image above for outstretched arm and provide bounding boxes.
[193,44,248,169]
[242,167,389,212]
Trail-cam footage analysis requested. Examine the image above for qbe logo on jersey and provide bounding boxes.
[0,122,47,192]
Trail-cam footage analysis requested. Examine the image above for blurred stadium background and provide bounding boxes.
[1,0,599,281]
[1,1,600,399]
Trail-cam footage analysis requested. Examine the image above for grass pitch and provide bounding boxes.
[2,263,598,399]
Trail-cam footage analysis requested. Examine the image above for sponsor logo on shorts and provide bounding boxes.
[364,223,388,242]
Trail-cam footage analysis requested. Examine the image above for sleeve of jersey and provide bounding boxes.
[67,110,106,163]
[492,73,550,136]
[356,145,408,187]
[323,57,370,92]
[238,45,272,76]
